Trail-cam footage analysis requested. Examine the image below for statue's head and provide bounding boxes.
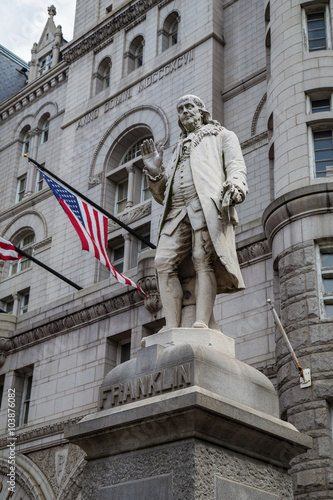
[177,95,212,135]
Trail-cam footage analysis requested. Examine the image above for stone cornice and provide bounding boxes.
[62,0,163,64]
[237,233,271,266]
[222,68,267,102]
[0,61,68,124]
[7,288,143,353]
[0,188,52,224]
[262,183,333,244]
[241,131,268,152]
[108,200,152,232]
[0,415,85,449]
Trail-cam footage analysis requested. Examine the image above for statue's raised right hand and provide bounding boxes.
[140,139,164,178]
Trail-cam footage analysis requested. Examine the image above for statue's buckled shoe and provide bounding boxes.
[192,321,208,329]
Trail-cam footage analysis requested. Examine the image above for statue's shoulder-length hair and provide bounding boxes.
[177,95,220,138]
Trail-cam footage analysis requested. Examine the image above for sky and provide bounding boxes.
[0,0,76,63]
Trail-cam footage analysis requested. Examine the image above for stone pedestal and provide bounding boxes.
[65,328,311,499]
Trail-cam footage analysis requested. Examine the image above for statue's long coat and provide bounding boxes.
[148,124,248,294]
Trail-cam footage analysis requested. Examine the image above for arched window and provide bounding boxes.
[127,36,144,73]
[95,57,112,94]
[21,129,31,156]
[103,130,153,277]
[40,118,50,144]
[9,232,35,276]
[162,12,180,52]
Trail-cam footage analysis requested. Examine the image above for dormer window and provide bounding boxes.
[39,53,53,75]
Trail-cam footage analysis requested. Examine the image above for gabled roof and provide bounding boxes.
[37,16,57,53]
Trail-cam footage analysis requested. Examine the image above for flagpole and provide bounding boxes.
[25,156,156,250]
[267,299,307,380]
[14,246,83,291]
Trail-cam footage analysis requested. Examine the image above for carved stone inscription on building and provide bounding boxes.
[138,50,194,92]
[76,50,194,129]
[100,362,192,409]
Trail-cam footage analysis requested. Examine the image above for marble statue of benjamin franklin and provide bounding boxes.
[141,95,248,330]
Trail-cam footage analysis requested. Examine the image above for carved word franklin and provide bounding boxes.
[99,362,192,409]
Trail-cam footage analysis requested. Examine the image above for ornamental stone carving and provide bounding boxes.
[62,0,162,64]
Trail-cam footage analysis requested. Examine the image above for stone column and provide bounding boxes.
[24,128,41,197]
[52,26,62,66]
[28,43,38,83]
[125,164,135,208]
[12,293,19,317]
[122,232,132,272]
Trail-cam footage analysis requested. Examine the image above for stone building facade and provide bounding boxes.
[0,0,332,498]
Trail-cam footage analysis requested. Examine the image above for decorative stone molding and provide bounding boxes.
[237,237,271,265]
[58,455,85,500]
[0,415,84,449]
[62,0,163,64]
[1,209,48,243]
[240,131,268,152]
[29,127,42,138]
[222,68,266,102]
[93,36,114,54]
[7,289,143,354]
[158,0,175,8]
[0,461,40,500]
[33,236,52,251]
[0,63,68,124]
[251,93,267,136]
[88,172,103,188]
[125,14,146,32]
[27,443,85,498]
[108,200,152,232]
[89,104,169,183]
[137,275,162,314]
[0,337,12,368]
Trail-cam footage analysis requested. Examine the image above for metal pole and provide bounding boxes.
[267,299,305,380]
[25,156,156,250]
[15,246,83,291]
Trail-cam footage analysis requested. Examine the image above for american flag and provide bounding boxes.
[0,237,22,261]
[39,169,146,297]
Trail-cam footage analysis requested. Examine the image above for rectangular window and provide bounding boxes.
[115,180,128,214]
[3,299,14,314]
[19,373,33,425]
[141,174,152,202]
[312,98,331,113]
[313,130,333,177]
[40,122,49,144]
[10,234,34,276]
[36,170,44,192]
[112,244,124,273]
[320,251,333,318]
[308,11,327,51]
[19,291,30,315]
[16,175,27,203]
[119,341,131,364]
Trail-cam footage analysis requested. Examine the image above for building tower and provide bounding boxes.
[263,0,333,497]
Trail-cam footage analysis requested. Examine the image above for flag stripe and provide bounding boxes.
[92,207,109,268]
[59,200,91,252]
[39,169,147,297]
[0,237,22,261]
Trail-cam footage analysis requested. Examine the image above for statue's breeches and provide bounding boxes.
[155,216,215,276]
